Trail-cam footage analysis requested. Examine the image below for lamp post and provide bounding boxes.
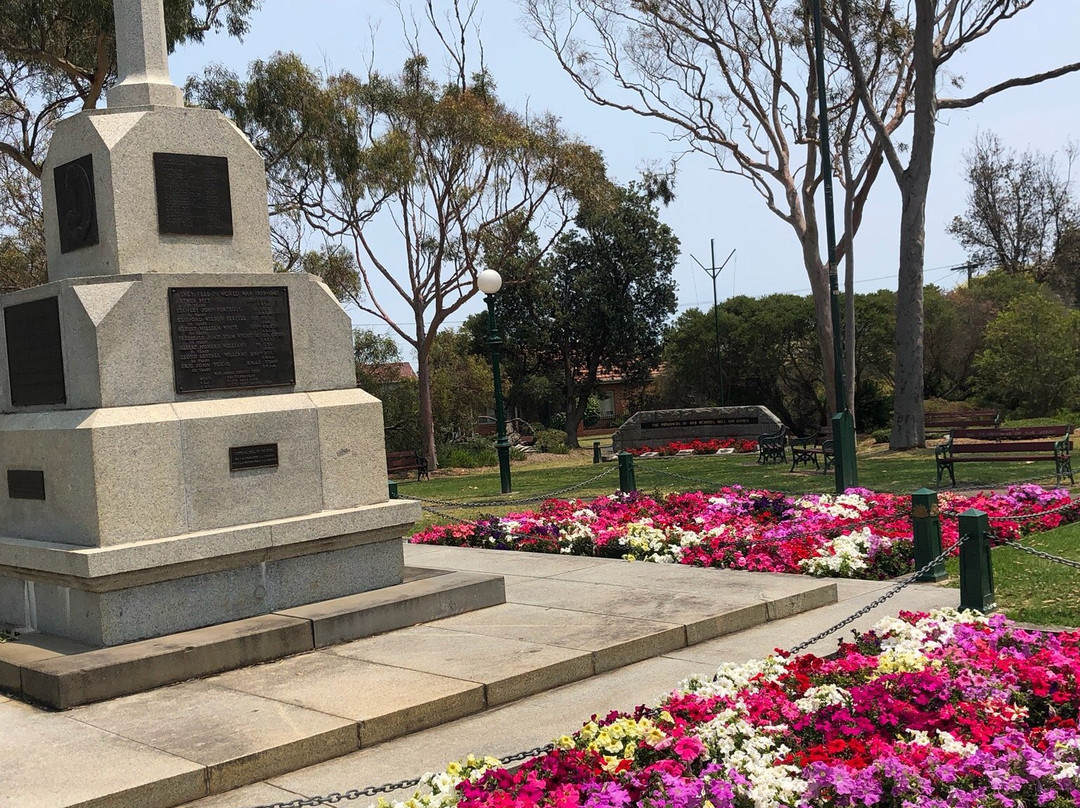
[478,269,512,494]
[808,0,858,493]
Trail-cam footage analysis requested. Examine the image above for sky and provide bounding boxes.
[168,1,1080,358]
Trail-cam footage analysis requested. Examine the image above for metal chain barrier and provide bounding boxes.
[243,744,554,808]
[414,467,617,509]
[997,538,1080,571]
[785,535,968,656]
[936,471,1064,498]
[419,505,479,526]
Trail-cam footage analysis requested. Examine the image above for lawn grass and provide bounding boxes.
[943,521,1080,629]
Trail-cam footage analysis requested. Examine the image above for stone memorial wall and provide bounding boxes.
[612,405,784,452]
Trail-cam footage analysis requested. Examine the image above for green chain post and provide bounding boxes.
[958,508,996,613]
[593,441,602,464]
[618,452,636,493]
[911,488,947,582]
[387,480,399,500]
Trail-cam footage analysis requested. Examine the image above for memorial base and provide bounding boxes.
[0,499,418,646]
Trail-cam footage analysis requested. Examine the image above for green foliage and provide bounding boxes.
[583,396,602,427]
[496,183,679,441]
[353,330,421,453]
[534,428,570,454]
[972,292,1080,417]
[871,429,891,444]
[429,328,493,444]
[436,438,497,469]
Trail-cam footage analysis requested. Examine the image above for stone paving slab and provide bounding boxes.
[430,601,688,673]
[70,679,359,795]
[0,697,206,808]
[208,651,487,747]
[329,625,595,707]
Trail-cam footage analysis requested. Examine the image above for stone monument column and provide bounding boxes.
[0,0,418,646]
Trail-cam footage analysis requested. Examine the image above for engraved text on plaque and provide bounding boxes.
[168,287,295,393]
[153,153,234,236]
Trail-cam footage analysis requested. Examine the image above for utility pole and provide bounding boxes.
[691,241,735,406]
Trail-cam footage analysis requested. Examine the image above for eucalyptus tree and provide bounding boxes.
[524,0,910,419]
[831,0,1080,448]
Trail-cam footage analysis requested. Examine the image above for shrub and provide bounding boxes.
[534,428,570,454]
[871,428,891,444]
[437,438,497,469]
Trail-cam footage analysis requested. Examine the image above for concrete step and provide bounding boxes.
[0,545,847,808]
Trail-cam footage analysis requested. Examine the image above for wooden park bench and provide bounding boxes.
[757,424,788,464]
[386,449,429,481]
[924,408,999,432]
[790,426,833,473]
[935,424,1074,487]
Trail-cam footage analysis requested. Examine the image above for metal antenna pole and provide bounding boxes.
[691,241,735,406]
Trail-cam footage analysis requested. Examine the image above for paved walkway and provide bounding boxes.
[0,544,959,808]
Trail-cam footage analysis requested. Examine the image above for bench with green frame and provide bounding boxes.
[757,425,789,464]
[935,424,1074,487]
[790,426,833,473]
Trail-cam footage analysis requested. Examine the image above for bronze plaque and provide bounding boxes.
[153,153,234,236]
[168,287,295,393]
[5,296,66,406]
[8,470,45,501]
[229,443,279,472]
[54,154,99,253]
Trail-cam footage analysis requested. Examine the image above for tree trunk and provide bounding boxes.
[890,0,936,451]
[416,340,438,470]
[564,390,587,448]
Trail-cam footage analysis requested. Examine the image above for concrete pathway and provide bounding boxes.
[0,544,960,808]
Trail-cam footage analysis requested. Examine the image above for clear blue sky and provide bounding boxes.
[168,1,1080,356]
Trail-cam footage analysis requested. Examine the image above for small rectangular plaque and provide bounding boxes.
[8,470,45,500]
[229,443,279,472]
[54,154,99,253]
[5,296,66,406]
[168,286,295,393]
[153,152,234,236]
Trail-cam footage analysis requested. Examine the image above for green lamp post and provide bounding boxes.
[809,0,858,493]
[478,268,512,494]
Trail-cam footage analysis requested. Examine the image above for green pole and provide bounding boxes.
[486,294,512,494]
[958,508,996,613]
[911,488,947,582]
[593,441,602,464]
[387,480,399,500]
[809,0,858,493]
[618,452,636,493]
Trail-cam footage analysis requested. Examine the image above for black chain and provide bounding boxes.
[242,745,554,808]
[414,467,617,509]
[998,539,1080,570]
[419,505,479,526]
[785,534,967,656]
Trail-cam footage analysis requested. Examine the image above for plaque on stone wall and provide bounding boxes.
[153,153,234,236]
[54,154,99,253]
[7,470,45,501]
[168,287,295,393]
[4,296,66,406]
[229,443,279,472]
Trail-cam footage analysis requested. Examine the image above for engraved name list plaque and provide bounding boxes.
[168,287,295,393]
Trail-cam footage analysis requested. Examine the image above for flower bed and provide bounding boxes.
[389,610,1080,808]
[411,485,1076,580]
[624,438,757,456]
